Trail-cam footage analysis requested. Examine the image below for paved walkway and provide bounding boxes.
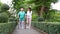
[12,25,42,34]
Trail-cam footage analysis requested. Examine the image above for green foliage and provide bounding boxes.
[44,10,60,22]
[43,9,56,20]
[9,16,18,22]
[1,4,10,12]
[0,2,10,23]
[0,2,2,5]
[12,0,58,11]
[0,13,9,23]
[37,17,44,21]
[0,22,17,34]
[32,13,37,21]
[12,0,58,18]
[25,0,58,10]
[53,12,60,22]
[12,0,25,10]
[0,2,2,12]
[0,2,9,13]
[32,21,60,34]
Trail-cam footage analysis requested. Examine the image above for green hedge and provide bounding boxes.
[0,22,17,34]
[0,13,9,23]
[32,21,60,34]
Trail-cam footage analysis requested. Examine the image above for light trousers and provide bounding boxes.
[27,17,32,28]
[18,20,25,29]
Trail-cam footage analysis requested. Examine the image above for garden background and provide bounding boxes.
[0,0,60,34]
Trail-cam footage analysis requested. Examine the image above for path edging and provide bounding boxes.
[32,26,48,34]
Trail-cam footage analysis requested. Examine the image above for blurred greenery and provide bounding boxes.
[0,0,60,34]
[0,3,9,12]
[12,0,59,22]
[0,22,17,34]
[32,12,38,21]
[0,13,9,23]
[0,2,17,34]
[32,21,60,34]
[0,2,10,23]
[1,4,9,12]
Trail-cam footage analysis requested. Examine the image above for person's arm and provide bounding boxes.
[31,11,32,16]
[25,13,26,18]
[31,11,32,20]
[26,11,28,18]
[25,14,27,19]
[31,11,32,15]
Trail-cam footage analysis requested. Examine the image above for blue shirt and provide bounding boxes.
[18,11,25,21]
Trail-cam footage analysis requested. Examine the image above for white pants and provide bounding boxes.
[27,17,32,28]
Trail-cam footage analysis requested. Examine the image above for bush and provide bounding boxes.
[37,17,44,21]
[43,9,56,21]
[32,13,37,21]
[0,13,9,23]
[9,17,18,22]
[0,3,9,12]
[32,21,60,34]
[0,22,17,34]
[1,4,9,12]
[53,12,60,22]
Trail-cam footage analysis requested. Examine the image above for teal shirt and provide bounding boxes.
[18,11,25,21]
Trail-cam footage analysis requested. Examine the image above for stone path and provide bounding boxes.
[12,25,42,34]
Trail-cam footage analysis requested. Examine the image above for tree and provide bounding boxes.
[12,0,25,11]
[12,0,58,20]
[12,0,58,15]
[26,0,58,16]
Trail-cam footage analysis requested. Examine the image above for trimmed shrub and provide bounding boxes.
[0,13,9,23]
[32,21,60,34]
[37,17,44,21]
[1,4,9,12]
[0,22,17,34]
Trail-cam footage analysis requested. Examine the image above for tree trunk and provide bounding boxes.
[40,5,44,17]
